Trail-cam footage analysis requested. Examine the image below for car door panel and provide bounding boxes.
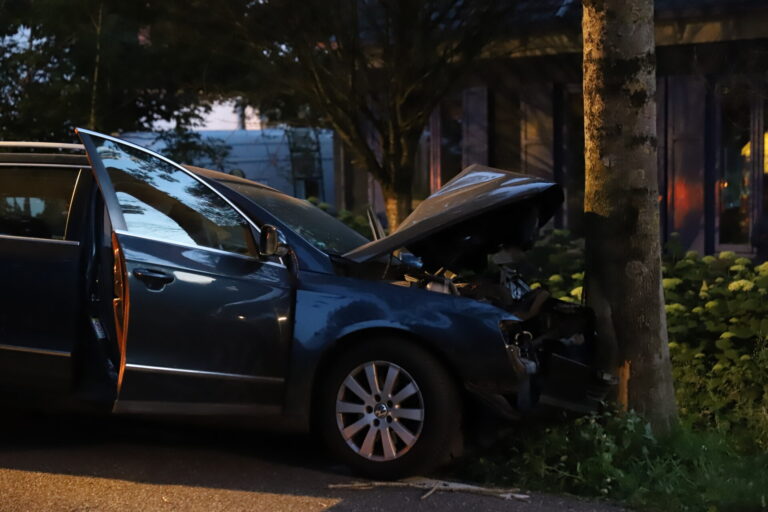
[77,129,293,412]
[0,164,85,402]
[0,237,81,354]
[0,237,78,400]
[116,233,291,405]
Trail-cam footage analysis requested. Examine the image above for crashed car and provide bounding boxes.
[0,129,611,478]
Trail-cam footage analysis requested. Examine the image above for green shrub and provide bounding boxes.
[336,209,371,237]
[525,229,585,301]
[459,230,768,510]
[458,410,768,512]
[305,196,371,237]
[520,230,768,451]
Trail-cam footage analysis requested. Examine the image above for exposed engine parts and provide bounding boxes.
[394,253,605,416]
[403,269,460,296]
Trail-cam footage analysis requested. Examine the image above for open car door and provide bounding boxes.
[77,129,293,416]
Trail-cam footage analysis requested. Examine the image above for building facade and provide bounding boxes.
[339,0,768,256]
[125,128,336,204]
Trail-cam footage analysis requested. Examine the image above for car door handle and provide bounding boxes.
[133,268,174,289]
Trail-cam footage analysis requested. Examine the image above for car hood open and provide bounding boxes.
[342,164,564,270]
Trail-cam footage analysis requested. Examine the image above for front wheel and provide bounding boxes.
[318,337,462,479]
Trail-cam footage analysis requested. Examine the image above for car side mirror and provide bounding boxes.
[259,224,289,258]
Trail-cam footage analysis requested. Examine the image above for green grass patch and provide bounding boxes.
[457,410,768,511]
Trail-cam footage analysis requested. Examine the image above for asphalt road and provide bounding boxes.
[0,411,626,512]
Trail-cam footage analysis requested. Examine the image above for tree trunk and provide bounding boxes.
[88,2,104,130]
[382,187,412,232]
[582,0,677,432]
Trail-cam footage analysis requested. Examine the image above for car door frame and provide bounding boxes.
[76,128,294,415]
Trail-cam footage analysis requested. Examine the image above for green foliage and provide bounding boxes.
[524,229,585,302]
[305,197,371,237]
[522,230,768,450]
[154,129,231,172]
[470,230,768,509]
[662,249,768,450]
[459,410,768,512]
[336,210,371,237]
[217,0,516,200]
[0,1,219,141]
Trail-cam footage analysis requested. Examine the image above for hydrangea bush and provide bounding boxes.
[524,230,768,450]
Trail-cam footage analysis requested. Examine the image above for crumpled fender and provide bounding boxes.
[282,270,522,425]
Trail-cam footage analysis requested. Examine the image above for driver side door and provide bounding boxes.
[78,129,293,415]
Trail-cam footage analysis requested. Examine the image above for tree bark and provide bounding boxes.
[88,2,104,130]
[582,0,677,432]
[383,187,412,232]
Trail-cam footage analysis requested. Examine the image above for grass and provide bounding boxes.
[454,409,768,511]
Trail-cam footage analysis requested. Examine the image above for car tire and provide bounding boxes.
[318,336,462,479]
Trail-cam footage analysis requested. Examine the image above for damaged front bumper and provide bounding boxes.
[467,298,616,421]
[467,352,615,421]
[467,363,615,422]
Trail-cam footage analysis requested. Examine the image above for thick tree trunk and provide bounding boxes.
[582,0,677,432]
[383,187,412,232]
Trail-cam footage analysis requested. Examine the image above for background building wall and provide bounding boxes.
[123,129,336,205]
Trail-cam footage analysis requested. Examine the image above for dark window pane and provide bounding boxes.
[0,167,80,240]
[93,139,256,256]
[719,85,752,245]
[440,93,463,185]
[412,131,430,201]
[762,101,768,218]
[490,89,521,172]
[303,179,321,199]
[564,90,585,235]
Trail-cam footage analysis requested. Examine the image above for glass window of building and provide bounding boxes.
[718,82,754,246]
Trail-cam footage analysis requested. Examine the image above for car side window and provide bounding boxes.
[0,166,80,240]
[94,139,257,257]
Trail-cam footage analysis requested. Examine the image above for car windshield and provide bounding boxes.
[222,181,370,255]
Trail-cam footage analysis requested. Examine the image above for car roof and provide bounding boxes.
[0,142,89,167]
[0,142,85,151]
[0,141,278,192]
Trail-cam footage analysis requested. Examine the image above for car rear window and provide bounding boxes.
[0,166,81,240]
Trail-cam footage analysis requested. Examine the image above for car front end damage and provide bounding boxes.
[374,259,615,421]
[494,294,614,418]
[341,164,616,420]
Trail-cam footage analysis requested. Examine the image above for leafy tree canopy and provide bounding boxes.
[165,0,516,225]
[0,0,215,141]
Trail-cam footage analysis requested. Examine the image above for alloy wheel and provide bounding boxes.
[335,360,425,461]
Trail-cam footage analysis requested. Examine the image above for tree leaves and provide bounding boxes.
[0,0,213,140]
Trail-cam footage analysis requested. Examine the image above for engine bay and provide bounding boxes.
[376,244,611,417]
[335,186,613,416]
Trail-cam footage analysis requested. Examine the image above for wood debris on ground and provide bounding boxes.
[329,477,531,501]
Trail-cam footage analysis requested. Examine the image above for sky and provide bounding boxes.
[154,101,262,131]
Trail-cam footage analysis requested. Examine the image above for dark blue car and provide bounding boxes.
[0,129,611,478]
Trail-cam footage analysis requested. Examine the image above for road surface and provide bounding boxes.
[0,411,626,512]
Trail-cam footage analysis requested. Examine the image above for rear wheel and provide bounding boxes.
[318,337,462,479]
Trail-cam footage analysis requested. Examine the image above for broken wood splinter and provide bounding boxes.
[329,477,531,501]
